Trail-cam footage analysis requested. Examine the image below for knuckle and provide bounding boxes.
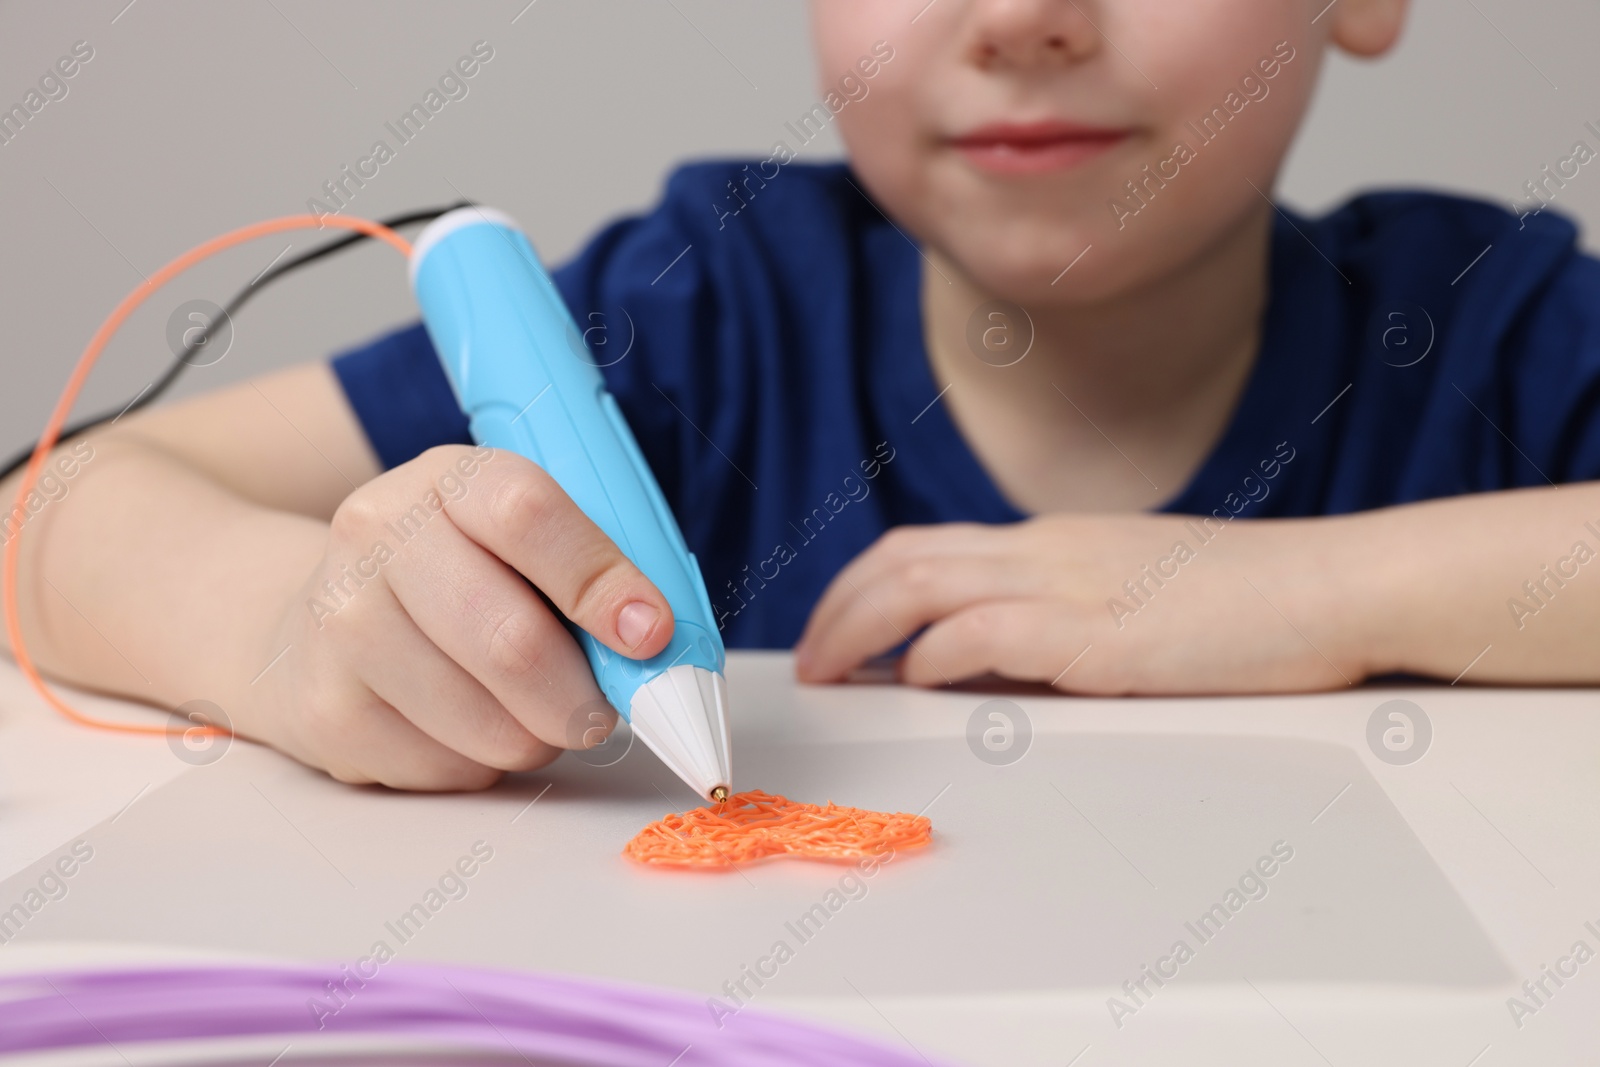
[878,525,920,557]
[567,555,633,623]
[485,468,560,534]
[500,740,555,773]
[482,608,556,689]
[570,705,618,750]
[301,694,362,752]
[483,712,550,770]
[953,604,1003,643]
[325,763,373,785]
[898,559,940,597]
[328,490,385,543]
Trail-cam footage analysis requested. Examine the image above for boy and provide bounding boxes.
[6,0,1599,790]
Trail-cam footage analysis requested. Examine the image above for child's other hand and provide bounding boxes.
[240,445,673,790]
[793,515,1375,695]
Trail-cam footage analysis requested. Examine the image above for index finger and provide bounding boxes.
[439,449,674,658]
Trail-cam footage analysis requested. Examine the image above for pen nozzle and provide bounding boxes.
[710,785,730,804]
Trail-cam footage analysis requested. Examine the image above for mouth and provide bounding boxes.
[948,120,1132,176]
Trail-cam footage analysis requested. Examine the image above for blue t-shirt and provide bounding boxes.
[332,161,1600,648]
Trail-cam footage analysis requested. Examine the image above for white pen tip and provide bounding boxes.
[628,664,732,801]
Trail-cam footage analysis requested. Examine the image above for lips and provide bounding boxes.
[949,120,1131,175]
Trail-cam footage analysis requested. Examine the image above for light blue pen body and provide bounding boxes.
[409,207,731,800]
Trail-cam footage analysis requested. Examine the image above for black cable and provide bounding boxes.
[0,201,472,482]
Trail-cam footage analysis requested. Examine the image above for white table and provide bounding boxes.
[1,653,1596,1066]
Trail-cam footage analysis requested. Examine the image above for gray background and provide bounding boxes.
[3,0,1599,458]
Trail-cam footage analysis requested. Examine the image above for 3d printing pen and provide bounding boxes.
[409,207,732,801]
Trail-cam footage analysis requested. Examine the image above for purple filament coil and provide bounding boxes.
[0,961,952,1066]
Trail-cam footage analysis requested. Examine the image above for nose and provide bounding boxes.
[964,0,1101,70]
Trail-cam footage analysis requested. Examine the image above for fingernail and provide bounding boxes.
[617,601,660,650]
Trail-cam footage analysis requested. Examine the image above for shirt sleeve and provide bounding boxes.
[328,167,724,501]
[328,321,470,471]
[1507,246,1600,484]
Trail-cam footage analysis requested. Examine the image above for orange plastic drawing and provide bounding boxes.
[624,789,933,868]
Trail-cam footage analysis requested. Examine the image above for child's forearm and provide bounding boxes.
[0,433,327,711]
[0,360,671,789]
[1350,483,1600,684]
[797,480,1600,694]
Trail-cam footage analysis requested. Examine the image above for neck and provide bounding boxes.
[919,203,1276,512]
[923,204,1274,419]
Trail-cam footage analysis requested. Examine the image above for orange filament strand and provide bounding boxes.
[4,215,412,738]
[624,789,933,868]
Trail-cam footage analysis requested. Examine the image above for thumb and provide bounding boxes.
[449,458,676,659]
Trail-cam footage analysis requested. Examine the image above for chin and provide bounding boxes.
[940,222,1131,306]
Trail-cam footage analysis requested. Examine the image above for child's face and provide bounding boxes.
[810,0,1406,303]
